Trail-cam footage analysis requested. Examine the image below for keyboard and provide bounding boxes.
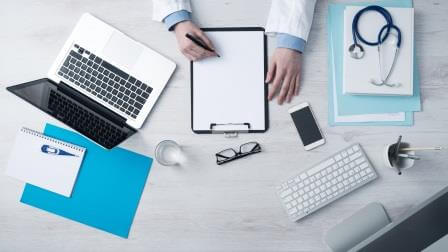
[277,143,378,222]
[48,89,129,149]
[57,44,153,119]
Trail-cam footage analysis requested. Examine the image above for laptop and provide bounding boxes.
[7,13,176,149]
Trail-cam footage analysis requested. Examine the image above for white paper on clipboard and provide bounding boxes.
[192,29,267,133]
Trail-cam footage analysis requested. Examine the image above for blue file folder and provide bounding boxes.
[328,0,417,126]
[21,123,152,238]
[329,0,420,117]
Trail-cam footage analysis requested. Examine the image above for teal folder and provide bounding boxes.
[329,0,421,116]
[328,0,414,126]
[21,124,152,238]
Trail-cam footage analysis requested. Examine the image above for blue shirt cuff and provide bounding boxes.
[276,33,306,53]
[163,10,192,31]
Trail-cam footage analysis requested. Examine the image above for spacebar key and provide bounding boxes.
[101,61,130,80]
[307,158,335,176]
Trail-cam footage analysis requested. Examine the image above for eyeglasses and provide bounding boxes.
[215,142,261,165]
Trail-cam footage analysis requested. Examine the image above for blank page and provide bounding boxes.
[192,30,266,132]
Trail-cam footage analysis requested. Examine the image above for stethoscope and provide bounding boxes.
[349,5,402,87]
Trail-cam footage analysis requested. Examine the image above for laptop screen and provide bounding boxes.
[7,79,136,149]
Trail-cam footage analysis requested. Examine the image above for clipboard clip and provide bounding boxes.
[210,123,251,138]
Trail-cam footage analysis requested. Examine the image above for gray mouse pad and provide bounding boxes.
[324,202,391,252]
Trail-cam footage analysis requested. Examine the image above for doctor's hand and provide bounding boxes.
[173,21,217,61]
[266,48,303,105]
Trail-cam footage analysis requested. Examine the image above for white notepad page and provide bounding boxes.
[5,127,85,197]
[192,30,266,131]
[343,7,414,96]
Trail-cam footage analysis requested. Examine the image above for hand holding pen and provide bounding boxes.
[172,21,219,61]
[185,33,220,57]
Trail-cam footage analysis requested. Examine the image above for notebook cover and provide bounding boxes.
[20,123,152,238]
[6,127,85,197]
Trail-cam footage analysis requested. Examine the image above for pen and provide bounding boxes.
[185,33,220,57]
[400,147,445,151]
[397,153,421,160]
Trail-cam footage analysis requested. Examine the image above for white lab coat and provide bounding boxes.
[152,0,317,42]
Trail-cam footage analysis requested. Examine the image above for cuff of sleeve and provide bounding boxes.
[163,10,192,31]
[276,33,306,53]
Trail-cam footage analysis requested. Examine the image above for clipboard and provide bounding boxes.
[191,27,268,136]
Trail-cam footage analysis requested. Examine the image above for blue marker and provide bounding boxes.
[41,145,77,157]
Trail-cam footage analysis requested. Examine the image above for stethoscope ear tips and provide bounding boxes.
[349,43,365,59]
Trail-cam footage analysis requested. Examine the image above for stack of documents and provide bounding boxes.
[343,7,414,96]
[328,0,421,126]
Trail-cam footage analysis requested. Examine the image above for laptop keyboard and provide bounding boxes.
[48,89,128,149]
[57,44,153,119]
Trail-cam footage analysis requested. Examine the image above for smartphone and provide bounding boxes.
[288,102,325,151]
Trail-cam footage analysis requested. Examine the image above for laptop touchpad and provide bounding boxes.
[101,32,143,69]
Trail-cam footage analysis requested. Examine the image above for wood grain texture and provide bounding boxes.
[1,0,447,251]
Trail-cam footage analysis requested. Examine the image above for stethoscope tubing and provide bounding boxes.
[352,5,401,48]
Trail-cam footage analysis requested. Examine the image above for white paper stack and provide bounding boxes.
[343,6,414,96]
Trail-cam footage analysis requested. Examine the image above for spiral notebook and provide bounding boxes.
[5,127,86,197]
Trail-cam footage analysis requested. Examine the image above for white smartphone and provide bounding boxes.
[288,102,325,151]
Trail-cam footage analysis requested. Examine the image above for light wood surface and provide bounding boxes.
[1,0,447,251]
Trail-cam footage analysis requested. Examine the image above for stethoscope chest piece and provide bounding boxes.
[349,43,365,59]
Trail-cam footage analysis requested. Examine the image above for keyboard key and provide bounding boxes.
[307,158,335,176]
[134,102,143,109]
[60,67,69,74]
[280,189,292,198]
[349,152,362,161]
[101,61,129,80]
[136,96,146,104]
[356,158,365,165]
[69,50,82,60]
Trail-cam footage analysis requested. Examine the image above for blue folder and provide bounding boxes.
[328,0,415,126]
[21,124,152,238]
[330,0,421,116]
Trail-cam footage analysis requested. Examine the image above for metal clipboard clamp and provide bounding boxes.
[210,123,251,138]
